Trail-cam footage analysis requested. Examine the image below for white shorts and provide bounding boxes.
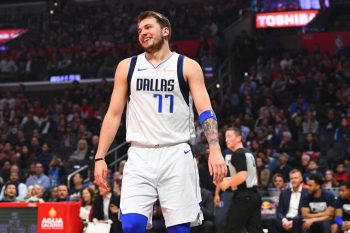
[120,142,203,228]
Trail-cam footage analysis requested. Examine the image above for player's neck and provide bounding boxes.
[145,47,172,65]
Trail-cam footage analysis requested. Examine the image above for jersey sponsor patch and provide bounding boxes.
[309,202,327,213]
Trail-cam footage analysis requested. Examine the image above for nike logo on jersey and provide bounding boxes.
[184,149,191,154]
[138,68,148,71]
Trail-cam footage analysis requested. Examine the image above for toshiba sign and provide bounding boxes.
[256,10,319,28]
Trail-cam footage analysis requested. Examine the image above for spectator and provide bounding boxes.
[37,143,53,172]
[113,171,122,196]
[69,172,85,199]
[333,181,350,233]
[25,162,51,191]
[334,118,350,141]
[274,153,292,182]
[271,173,288,191]
[303,160,323,183]
[335,163,348,184]
[48,156,66,187]
[0,181,18,202]
[0,159,12,183]
[56,184,70,202]
[302,174,335,233]
[302,111,319,135]
[80,187,95,221]
[91,180,121,233]
[269,169,308,233]
[303,133,320,153]
[323,169,339,189]
[46,186,58,202]
[277,131,297,158]
[26,184,45,203]
[0,55,18,73]
[17,145,36,172]
[69,139,88,162]
[289,94,309,115]
[0,171,27,201]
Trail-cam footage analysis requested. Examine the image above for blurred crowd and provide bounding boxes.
[0,0,246,82]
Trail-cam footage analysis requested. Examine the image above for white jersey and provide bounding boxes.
[125,52,195,146]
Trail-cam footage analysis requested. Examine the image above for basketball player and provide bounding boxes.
[215,127,263,233]
[94,11,227,233]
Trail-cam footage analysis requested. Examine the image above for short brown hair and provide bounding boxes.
[137,11,172,40]
[225,127,242,137]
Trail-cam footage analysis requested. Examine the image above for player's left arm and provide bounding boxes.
[184,57,227,182]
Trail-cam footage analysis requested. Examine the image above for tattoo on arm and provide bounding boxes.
[202,118,220,146]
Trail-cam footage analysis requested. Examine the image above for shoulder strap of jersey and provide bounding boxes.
[127,56,138,98]
[177,55,189,106]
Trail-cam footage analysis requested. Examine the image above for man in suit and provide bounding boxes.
[91,180,121,233]
[269,169,308,233]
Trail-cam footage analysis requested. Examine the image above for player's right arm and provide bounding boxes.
[94,58,130,190]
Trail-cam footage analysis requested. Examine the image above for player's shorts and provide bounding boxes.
[120,142,203,228]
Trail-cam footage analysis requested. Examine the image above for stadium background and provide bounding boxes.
[0,0,350,232]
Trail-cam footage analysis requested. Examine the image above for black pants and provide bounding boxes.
[268,217,304,233]
[191,220,214,233]
[224,189,264,233]
[308,220,332,233]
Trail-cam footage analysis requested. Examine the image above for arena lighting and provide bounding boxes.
[0,29,27,44]
[50,10,54,14]
[54,1,58,6]
[256,10,319,28]
[216,83,221,89]
[49,74,81,83]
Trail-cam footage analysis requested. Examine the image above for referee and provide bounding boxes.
[215,127,264,233]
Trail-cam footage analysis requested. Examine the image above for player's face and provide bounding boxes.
[225,130,241,149]
[289,172,302,189]
[138,17,168,53]
[340,185,350,199]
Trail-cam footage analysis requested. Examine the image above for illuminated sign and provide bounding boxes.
[40,207,64,230]
[256,10,319,28]
[49,74,81,83]
[0,29,27,44]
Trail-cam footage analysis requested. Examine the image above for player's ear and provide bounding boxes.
[162,27,170,38]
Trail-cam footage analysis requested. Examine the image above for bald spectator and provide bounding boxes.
[26,184,45,203]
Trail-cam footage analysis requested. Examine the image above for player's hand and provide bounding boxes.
[94,159,108,190]
[208,147,227,182]
[214,194,221,207]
